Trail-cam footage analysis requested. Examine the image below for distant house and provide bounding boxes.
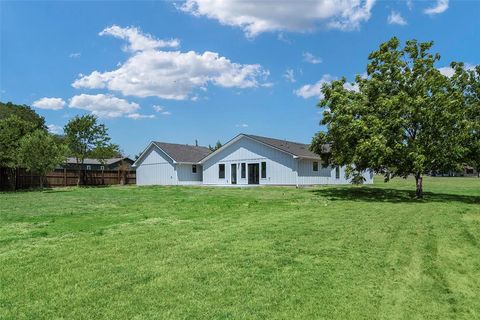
[133,133,373,186]
[61,157,134,171]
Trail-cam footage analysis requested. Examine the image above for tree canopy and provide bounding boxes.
[18,130,68,188]
[64,115,119,185]
[311,37,479,198]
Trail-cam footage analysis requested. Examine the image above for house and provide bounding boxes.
[61,157,134,171]
[133,134,373,186]
[134,142,212,185]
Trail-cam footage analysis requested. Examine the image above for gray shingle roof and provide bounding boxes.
[244,134,329,159]
[153,142,212,163]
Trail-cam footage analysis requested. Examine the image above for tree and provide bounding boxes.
[18,130,68,189]
[0,115,36,190]
[64,115,119,186]
[0,102,46,190]
[450,64,480,177]
[311,37,474,198]
[0,102,46,130]
[208,140,223,151]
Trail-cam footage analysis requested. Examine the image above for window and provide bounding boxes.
[313,161,318,172]
[261,161,266,179]
[219,164,225,179]
[192,165,197,173]
[100,165,104,171]
[241,163,246,178]
[335,166,340,179]
[86,165,91,171]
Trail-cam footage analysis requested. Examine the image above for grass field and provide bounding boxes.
[1,177,479,319]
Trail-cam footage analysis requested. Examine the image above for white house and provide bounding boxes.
[133,134,373,186]
[134,141,211,186]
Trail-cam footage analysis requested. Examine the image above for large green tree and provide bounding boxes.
[0,102,48,190]
[450,63,480,176]
[18,130,68,188]
[0,102,46,129]
[311,37,476,198]
[64,115,119,186]
[0,115,37,190]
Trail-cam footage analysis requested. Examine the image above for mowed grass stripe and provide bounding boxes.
[0,177,479,319]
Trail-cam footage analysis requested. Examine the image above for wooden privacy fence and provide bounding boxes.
[0,168,136,190]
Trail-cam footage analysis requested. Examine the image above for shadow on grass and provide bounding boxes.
[311,186,480,204]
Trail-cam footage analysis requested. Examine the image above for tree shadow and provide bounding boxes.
[311,186,480,204]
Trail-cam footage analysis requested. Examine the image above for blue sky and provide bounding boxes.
[1,0,479,156]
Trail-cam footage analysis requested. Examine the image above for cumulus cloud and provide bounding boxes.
[388,11,407,25]
[438,63,476,78]
[32,97,66,110]
[69,52,81,58]
[295,75,359,99]
[99,25,180,52]
[294,74,333,99]
[73,26,269,100]
[236,123,248,128]
[303,52,322,64]
[283,69,296,83]
[69,94,140,118]
[47,124,63,134]
[179,0,376,37]
[424,0,449,15]
[127,113,156,120]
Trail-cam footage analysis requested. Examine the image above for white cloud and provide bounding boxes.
[295,75,359,99]
[388,11,407,25]
[152,105,172,115]
[283,69,296,83]
[343,81,359,92]
[47,124,63,134]
[69,52,81,58]
[236,123,248,128]
[424,0,449,15]
[32,97,66,110]
[406,0,413,10]
[294,74,333,99]
[438,63,476,78]
[303,52,322,64]
[73,26,269,100]
[152,105,164,112]
[179,0,376,37]
[127,113,156,120]
[69,94,140,118]
[99,25,180,52]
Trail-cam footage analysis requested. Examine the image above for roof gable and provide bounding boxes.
[200,134,326,163]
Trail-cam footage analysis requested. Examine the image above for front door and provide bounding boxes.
[231,163,237,184]
[248,163,259,185]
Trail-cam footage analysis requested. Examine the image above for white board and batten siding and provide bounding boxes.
[135,145,203,185]
[203,136,297,185]
[297,159,373,185]
[176,164,203,185]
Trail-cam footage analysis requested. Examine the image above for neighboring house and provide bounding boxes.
[61,157,134,171]
[134,142,212,185]
[134,134,373,186]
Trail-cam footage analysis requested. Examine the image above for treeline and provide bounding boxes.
[0,102,119,190]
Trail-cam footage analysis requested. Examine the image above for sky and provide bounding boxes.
[1,0,479,157]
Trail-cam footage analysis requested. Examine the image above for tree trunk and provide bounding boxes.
[415,174,423,199]
[39,175,44,189]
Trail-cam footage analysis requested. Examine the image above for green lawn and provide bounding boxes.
[1,177,479,319]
